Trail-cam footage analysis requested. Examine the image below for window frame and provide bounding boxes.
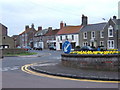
[107,40,114,49]
[108,25,113,37]
[91,31,95,39]
[83,32,87,39]
[100,41,104,46]
[100,30,104,38]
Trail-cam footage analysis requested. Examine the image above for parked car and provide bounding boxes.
[35,47,42,50]
[49,46,56,50]
[22,46,32,51]
[80,46,97,51]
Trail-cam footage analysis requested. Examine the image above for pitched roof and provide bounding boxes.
[57,26,82,35]
[19,28,36,35]
[113,19,120,25]
[80,23,106,32]
[34,29,48,36]
[45,29,59,36]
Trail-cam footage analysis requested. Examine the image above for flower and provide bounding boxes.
[70,51,120,55]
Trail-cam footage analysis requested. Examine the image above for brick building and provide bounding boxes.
[0,23,14,49]
[19,24,36,48]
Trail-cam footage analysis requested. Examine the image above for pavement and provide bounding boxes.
[30,60,119,81]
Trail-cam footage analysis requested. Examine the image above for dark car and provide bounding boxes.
[34,47,42,50]
[49,46,56,50]
[80,46,97,51]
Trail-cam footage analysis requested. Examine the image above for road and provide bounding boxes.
[2,50,119,88]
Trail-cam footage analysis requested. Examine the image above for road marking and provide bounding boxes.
[21,63,120,83]
[1,66,20,71]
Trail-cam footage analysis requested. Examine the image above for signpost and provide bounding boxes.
[62,41,72,54]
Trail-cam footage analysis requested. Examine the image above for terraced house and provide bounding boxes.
[79,15,120,50]
[19,24,36,48]
[56,21,82,50]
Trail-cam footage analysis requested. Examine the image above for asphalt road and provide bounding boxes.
[2,50,119,88]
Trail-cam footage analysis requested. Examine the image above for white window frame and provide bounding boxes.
[108,25,113,37]
[100,41,104,46]
[83,41,88,46]
[100,30,104,38]
[83,32,87,39]
[107,40,114,49]
[91,31,95,39]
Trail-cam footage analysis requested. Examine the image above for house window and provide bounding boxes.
[72,35,74,40]
[91,31,95,39]
[100,31,104,38]
[83,42,88,46]
[60,36,62,41]
[107,40,114,49]
[66,35,68,40]
[83,32,87,39]
[100,41,104,46]
[108,25,113,37]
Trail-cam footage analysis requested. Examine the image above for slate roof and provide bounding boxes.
[34,29,48,36]
[45,29,59,36]
[113,19,120,25]
[57,26,82,35]
[80,23,107,32]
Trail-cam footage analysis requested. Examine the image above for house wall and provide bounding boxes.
[2,36,14,48]
[103,19,117,49]
[56,34,79,50]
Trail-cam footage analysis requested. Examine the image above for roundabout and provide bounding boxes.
[21,61,120,83]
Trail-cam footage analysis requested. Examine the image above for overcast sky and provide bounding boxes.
[0,0,119,36]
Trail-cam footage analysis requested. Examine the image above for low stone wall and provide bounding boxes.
[2,48,26,55]
[61,54,120,71]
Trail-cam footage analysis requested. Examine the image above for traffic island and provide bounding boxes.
[61,53,120,71]
[30,61,119,81]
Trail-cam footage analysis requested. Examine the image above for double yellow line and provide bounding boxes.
[21,63,120,83]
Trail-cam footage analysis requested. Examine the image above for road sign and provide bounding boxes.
[62,41,72,54]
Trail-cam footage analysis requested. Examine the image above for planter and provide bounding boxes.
[61,54,120,71]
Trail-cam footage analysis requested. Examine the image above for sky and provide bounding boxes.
[0,0,120,36]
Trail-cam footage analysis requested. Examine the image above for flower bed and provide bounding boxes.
[70,51,120,55]
[61,50,120,71]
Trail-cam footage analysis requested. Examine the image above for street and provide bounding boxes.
[2,50,119,88]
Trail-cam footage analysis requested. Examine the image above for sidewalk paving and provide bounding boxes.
[30,60,119,81]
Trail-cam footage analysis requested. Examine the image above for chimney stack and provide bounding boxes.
[48,27,52,31]
[25,25,29,30]
[81,14,88,26]
[31,23,34,28]
[60,21,64,29]
[38,26,42,31]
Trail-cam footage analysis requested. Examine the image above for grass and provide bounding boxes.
[4,52,37,56]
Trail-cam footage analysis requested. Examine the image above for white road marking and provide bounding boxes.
[1,66,20,71]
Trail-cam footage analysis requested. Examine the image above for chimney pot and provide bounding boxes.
[113,16,117,19]
[38,26,42,31]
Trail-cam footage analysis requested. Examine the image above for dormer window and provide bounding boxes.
[83,32,87,39]
[108,25,113,37]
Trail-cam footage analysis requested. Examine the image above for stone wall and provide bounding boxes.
[61,54,120,71]
[2,48,26,55]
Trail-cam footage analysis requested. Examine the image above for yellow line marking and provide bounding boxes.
[21,63,120,83]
